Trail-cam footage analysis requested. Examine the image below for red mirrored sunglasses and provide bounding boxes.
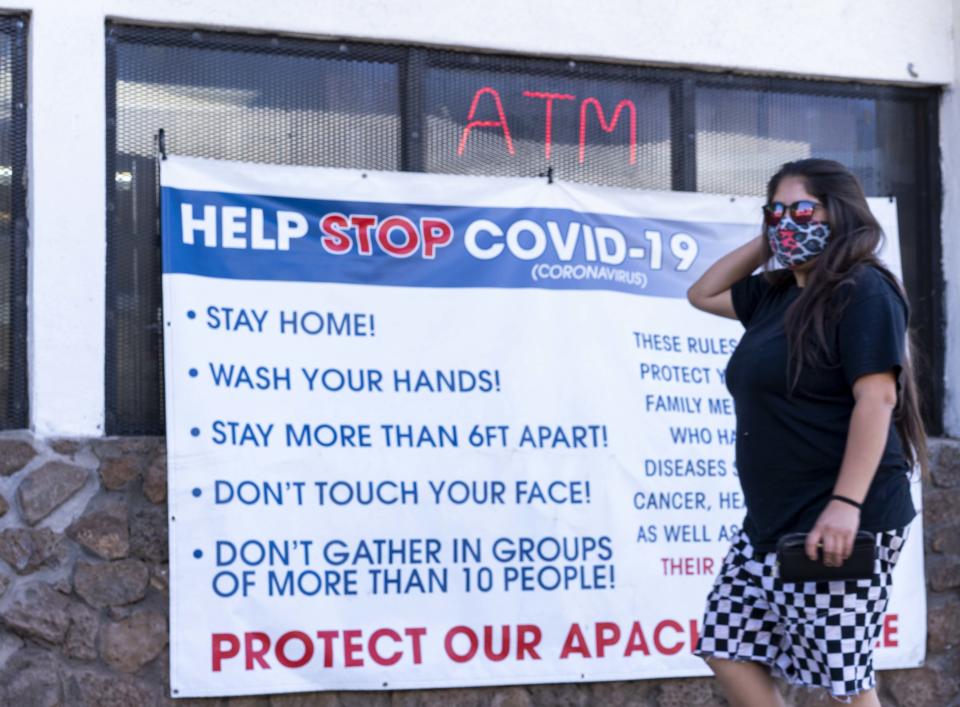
[762,199,823,227]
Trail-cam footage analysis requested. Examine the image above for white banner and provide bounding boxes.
[161,155,925,698]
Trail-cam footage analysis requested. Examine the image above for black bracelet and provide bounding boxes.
[830,494,863,510]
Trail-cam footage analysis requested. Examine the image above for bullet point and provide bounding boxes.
[187,310,196,319]
[193,549,203,559]
[190,427,200,437]
[189,368,198,378]
[192,487,201,497]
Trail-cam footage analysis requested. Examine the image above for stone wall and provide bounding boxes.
[0,432,957,707]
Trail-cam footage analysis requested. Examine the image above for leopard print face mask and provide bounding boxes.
[766,216,831,268]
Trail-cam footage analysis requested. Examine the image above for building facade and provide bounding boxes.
[0,1,958,705]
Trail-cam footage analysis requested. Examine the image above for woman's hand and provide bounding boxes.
[805,500,861,566]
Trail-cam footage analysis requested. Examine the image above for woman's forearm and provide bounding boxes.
[687,234,769,301]
[806,386,894,563]
[833,385,898,503]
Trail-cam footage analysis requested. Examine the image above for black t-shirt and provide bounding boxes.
[726,264,916,551]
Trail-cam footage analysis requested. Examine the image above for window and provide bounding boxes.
[106,24,943,434]
[0,15,27,430]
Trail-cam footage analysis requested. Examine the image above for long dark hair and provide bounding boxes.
[764,158,927,475]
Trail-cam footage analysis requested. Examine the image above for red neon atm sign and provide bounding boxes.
[456,86,638,164]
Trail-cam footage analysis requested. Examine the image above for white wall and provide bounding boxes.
[17,0,956,436]
[942,0,960,435]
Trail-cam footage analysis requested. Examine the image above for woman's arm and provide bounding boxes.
[686,234,769,319]
[804,371,898,566]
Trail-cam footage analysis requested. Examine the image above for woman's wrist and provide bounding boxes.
[829,494,863,511]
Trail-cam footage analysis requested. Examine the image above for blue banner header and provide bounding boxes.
[161,186,746,297]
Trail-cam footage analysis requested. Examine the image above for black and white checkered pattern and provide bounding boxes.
[694,526,909,699]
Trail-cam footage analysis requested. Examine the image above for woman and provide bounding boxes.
[687,159,926,706]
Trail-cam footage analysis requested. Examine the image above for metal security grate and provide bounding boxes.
[0,15,27,430]
[106,23,943,435]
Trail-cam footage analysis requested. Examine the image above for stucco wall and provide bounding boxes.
[940,0,960,435]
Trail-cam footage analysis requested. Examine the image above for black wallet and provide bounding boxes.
[776,530,876,582]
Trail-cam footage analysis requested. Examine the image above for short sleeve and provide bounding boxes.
[838,283,908,388]
[730,273,771,327]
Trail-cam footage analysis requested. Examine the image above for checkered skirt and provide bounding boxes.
[694,525,910,699]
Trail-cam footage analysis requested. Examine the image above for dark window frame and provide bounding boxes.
[0,13,28,430]
[105,23,944,434]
